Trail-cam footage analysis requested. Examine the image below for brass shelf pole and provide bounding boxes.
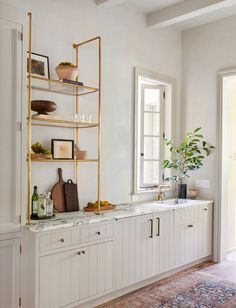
[27,12,32,225]
[75,45,79,185]
[73,37,101,214]
[97,37,101,215]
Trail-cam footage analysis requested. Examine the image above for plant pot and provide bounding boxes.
[187,188,199,199]
[55,64,79,81]
[178,184,187,199]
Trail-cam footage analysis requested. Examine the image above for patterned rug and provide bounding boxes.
[98,272,236,308]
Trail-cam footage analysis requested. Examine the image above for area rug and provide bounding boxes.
[98,272,236,308]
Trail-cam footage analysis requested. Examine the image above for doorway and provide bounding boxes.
[219,70,236,262]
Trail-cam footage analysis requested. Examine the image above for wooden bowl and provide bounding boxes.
[31,100,57,115]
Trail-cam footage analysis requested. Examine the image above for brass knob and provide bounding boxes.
[97,231,101,235]
[82,250,85,254]
[204,208,208,211]
[60,238,64,242]
[77,251,81,256]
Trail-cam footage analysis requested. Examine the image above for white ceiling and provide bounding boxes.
[125,0,184,14]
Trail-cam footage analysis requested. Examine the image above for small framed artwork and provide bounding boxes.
[51,139,74,160]
[27,52,50,79]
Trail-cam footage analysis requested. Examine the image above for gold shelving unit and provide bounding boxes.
[27,13,102,224]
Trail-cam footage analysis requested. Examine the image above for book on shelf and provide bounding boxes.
[62,79,84,86]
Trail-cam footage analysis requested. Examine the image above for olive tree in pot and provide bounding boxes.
[163,128,215,199]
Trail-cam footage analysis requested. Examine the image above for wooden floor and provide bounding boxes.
[196,260,236,283]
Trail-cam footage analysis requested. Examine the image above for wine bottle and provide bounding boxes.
[31,186,39,217]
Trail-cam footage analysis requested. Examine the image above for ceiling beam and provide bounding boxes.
[95,0,127,7]
[147,0,236,28]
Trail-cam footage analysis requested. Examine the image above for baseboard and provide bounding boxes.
[74,256,212,308]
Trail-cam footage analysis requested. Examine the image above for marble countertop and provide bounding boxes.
[28,199,213,232]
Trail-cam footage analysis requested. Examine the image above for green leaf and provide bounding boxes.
[194,127,202,133]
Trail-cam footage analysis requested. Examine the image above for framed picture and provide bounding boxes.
[27,52,50,79]
[51,139,74,160]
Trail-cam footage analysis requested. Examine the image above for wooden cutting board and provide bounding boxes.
[64,179,79,212]
[51,168,66,212]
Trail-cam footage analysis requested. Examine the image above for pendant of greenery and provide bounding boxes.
[163,128,215,184]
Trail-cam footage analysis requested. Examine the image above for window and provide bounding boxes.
[133,68,173,194]
[140,85,164,188]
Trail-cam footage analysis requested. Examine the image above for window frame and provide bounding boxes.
[133,68,176,195]
[139,84,165,189]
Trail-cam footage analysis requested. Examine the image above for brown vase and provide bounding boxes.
[55,64,79,81]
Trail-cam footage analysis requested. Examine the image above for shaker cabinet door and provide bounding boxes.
[115,214,153,290]
[0,239,20,308]
[39,250,71,308]
[70,241,114,303]
[39,241,114,308]
[152,211,174,275]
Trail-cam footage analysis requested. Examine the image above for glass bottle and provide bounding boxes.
[31,186,39,218]
[46,192,53,217]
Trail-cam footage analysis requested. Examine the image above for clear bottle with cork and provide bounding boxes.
[46,192,54,217]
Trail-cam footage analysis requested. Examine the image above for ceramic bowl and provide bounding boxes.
[31,100,57,115]
[55,65,79,81]
[187,189,199,199]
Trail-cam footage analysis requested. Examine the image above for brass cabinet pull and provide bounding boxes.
[82,250,85,254]
[187,224,194,228]
[77,251,81,255]
[60,238,64,242]
[97,231,101,235]
[149,219,153,238]
[204,208,208,211]
[156,217,160,236]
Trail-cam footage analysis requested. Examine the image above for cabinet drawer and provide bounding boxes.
[40,230,72,252]
[175,206,201,223]
[78,222,114,244]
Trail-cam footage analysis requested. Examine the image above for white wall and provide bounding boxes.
[182,15,236,200]
[0,0,182,209]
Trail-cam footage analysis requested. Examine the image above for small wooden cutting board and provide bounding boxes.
[51,168,66,212]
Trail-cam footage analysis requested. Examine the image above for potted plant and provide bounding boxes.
[55,61,79,81]
[163,127,215,199]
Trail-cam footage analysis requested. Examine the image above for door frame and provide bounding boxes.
[216,67,236,262]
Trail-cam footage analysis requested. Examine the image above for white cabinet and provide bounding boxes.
[152,210,174,275]
[175,204,212,267]
[39,240,113,308]
[115,214,154,289]
[115,211,174,289]
[0,239,20,308]
[26,202,213,307]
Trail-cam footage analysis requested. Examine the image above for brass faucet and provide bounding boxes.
[156,184,171,201]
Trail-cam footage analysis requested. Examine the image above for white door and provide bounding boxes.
[152,210,174,275]
[115,214,153,290]
[0,239,20,308]
[0,18,22,225]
